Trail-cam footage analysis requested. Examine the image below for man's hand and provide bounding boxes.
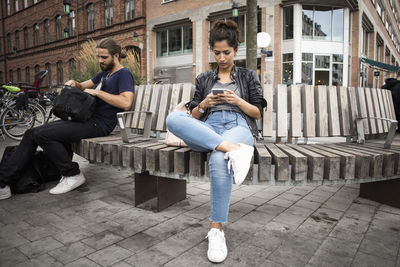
[65,80,80,88]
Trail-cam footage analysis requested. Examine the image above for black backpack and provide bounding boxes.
[0,146,61,194]
[52,86,96,122]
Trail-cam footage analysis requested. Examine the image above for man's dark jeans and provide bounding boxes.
[0,119,105,187]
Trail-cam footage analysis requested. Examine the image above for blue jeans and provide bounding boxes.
[166,110,254,223]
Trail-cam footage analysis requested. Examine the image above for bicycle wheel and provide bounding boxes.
[1,102,46,140]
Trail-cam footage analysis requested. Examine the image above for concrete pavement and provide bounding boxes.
[0,136,399,266]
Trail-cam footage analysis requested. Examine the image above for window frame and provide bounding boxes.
[156,24,193,57]
[33,23,39,46]
[87,4,94,32]
[125,0,134,21]
[57,61,63,85]
[25,66,30,83]
[24,27,29,48]
[15,30,20,50]
[105,0,113,27]
[44,19,50,43]
[56,15,62,40]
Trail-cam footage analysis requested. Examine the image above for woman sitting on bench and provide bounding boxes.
[166,20,267,263]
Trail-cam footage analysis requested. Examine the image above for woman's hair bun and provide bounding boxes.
[209,20,240,50]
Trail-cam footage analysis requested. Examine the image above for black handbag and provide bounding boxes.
[52,86,96,122]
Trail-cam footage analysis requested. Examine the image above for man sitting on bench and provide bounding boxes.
[0,38,134,199]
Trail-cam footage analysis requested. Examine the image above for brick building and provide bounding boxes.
[0,0,146,89]
[146,0,400,88]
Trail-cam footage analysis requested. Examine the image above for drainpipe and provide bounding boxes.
[1,0,7,79]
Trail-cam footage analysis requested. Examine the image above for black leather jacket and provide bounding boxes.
[188,65,267,137]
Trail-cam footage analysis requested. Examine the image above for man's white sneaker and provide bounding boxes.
[224,143,254,185]
[49,172,86,194]
[206,228,227,263]
[0,185,11,200]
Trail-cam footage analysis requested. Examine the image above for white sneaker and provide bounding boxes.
[0,185,11,200]
[49,172,86,194]
[206,228,227,263]
[224,143,254,185]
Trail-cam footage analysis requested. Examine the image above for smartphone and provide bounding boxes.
[212,88,225,95]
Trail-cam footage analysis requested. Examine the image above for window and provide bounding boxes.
[69,11,76,36]
[35,64,40,74]
[23,0,28,8]
[282,53,293,85]
[17,68,21,82]
[283,6,293,40]
[25,67,30,83]
[105,0,113,26]
[125,0,134,20]
[302,6,344,41]
[87,4,94,31]
[301,53,313,85]
[332,54,343,86]
[33,24,39,46]
[315,55,330,85]
[156,24,193,56]
[362,27,369,55]
[33,0,37,3]
[44,19,50,43]
[56,15,62,40]
[57,61,63,85]
[24,27,29,48]
[7,0,11,15]
[45,63,51,86]
[15,30,19,50]
[14,0,19,12]
[9,70,13,83]
[7,33,11,53]
[377,1,384,18]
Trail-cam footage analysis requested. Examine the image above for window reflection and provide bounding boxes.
[283,6,293,40]
[314,6,331,40]
[302,6,344,41]
[332,8,344,41]
[302,5,313,39]
[282,53,293,85]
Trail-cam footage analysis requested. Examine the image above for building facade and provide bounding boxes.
[0,0,146,89]
[146,0,400,88]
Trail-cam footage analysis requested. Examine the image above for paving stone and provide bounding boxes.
[151,235,196,257]
[182,204,210,220]
[295,218,336,240]
[379,204,400,215]
[268,197,294,208]
[318,237,359,258]
[187,194,209,204]
[257,259,286,267]
[0,233,30,252]
[87,245,133,266]
[64,257,102,267]
[302,192,331,203]
[228,202,257,222]
[53,227,94,245]
[287,186,315,196]
[222,243,270,267]
[0,248,28,267]
[273,211,308,227]
[81,219,121,234]
[251,191,279,201]
[163,242,212,267]
[344,203,376,222]
[374,210,400,223]
[292,199,322,210]
[279,192,304,202]
[14,254,62,267]
[240,210,276,225]
[321,198,353,211]
[48,241,96,264]
[352,251,397,267]
[317,185,342,193]
[312,207,344,222]
[241,196,268,206]
[18,224,62,242]
[328,228,364,244]
[359,237,398,260]
[110,261,134,267]
[82,231,125,250]
[117,232,160,253]
[0,221,31,238]
[353,197,380,206]
[124,247,173,267]
[255,203,287,215]
[18,236,64,258]
[308,248,353,267]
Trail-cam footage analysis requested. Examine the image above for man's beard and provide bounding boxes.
[100,60,115,72]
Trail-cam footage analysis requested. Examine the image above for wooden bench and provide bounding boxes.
[73,83,400,211]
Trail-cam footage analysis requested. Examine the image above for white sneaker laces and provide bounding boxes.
[206,228,225,248]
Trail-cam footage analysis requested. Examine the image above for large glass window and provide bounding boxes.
[302,6,344,41]
[45,63,51,86]
[315,55,330,85]
[57,61,63,85]
[69,11,76,36]
[44,19,50,43]
[7,33,11,53]
[15,30,20,50]
[377,1,384,18]
[56,15,62,40]
[332,54,343,86]
[87,4,94,31]
[17,68,21,82]
[25,67,30,83]
[105,0,113,27]
[125,0,134,21]
[156,24,192,57]
[283,6,293,40]
[33,24,39,46]
[24,27,29,48]
[282,53,293,85]
[7,0,11,15]
[301,53,313,85]
[23,0,28,8]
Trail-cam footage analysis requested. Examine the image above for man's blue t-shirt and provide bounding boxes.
[91,68,134,135]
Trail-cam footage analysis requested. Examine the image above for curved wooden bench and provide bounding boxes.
[73,84,400,210]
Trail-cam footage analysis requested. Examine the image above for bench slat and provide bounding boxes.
[159,146,181,173]
[276,144,307,181]
[316,86,329,137]
[276,85,288,138]
[174,147,192,175]
[289,85,302,137]
[303,145,340,180]
[377,88,388,132]
[156,84,172,131]
[302,85,316,137]
[337,86,351,136]
[371,88,384,133]
[347,87,359,135]
[357,87,370,135]
[254,143,272,181]
[148,84,162,130]
[364,87,377,134]
[130,85,145,128]
[189,151,206,177]
[138,85,154,129]
[262,84,274,137]
[327,86,341,136]
[340,144,383,178]
[265,144,289,181]
[181,83,192,103]
[363,142,400,175]
[145,144,169,172]
[133,141,162,170]
[287,144,324,181]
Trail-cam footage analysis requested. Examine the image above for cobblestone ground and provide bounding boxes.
[0,140,399,266]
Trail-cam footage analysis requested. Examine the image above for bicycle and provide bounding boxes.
[0,84,46,141]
